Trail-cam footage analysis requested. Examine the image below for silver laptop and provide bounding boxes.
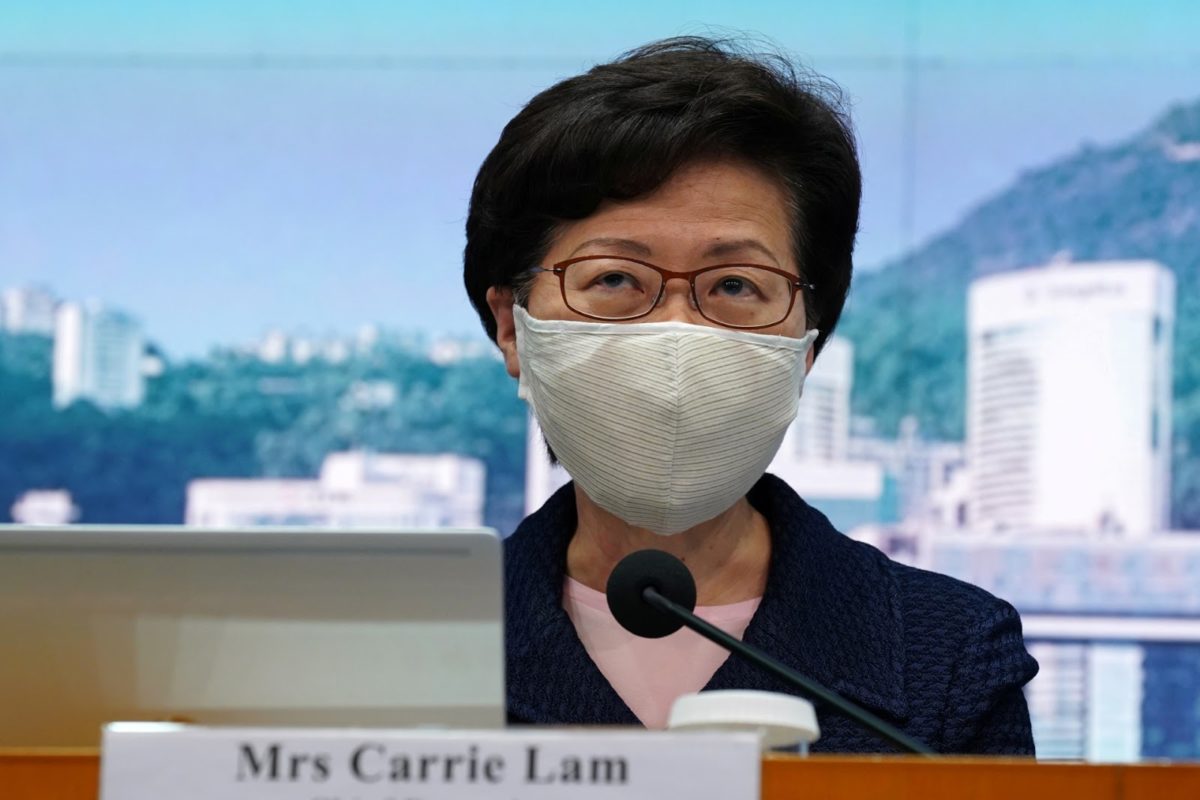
[0,525,504,746]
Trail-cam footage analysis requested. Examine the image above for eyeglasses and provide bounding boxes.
[531,255,814,330]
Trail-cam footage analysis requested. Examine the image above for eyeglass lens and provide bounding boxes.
[560,258,796,328]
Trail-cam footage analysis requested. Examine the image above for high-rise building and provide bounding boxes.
[1087,643,1144,761]
[1022,640,1144,761]
[967,260,1174,534]
[1025,642,1089,759]
[770,336,886,531]
[52,301,146,410]
[1,285,57,335]
[787,335,852,460]
[185,451,486,529]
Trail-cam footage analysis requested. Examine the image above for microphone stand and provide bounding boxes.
[644,586,935,755]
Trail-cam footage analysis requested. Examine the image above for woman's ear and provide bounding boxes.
[487,287,521,379]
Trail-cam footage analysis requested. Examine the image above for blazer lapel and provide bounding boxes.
[705,475,909,723]
[504,483,639,725]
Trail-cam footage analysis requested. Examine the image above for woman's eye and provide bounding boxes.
[593,272,638,290]
[716,277,755,296]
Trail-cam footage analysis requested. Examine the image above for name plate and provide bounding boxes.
[101,724,760,799]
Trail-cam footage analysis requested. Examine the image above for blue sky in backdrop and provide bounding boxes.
[2,1,1199,356]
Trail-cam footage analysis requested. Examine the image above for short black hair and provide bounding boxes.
[463,36,860,353]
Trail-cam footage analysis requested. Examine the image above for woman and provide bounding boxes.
[462,37,1038,754]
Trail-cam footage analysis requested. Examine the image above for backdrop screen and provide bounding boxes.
[3,1,1199,760]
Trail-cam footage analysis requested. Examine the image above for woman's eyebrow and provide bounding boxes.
[567,237,781,263]
[702,238,780,265]
[567,237,653,257]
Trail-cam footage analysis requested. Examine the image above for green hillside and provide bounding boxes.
[838,99,1200,526]
[0,333,527,533]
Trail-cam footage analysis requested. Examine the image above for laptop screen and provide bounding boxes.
[0,525,504,746]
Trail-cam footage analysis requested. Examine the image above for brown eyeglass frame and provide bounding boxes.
[532,255,815,330]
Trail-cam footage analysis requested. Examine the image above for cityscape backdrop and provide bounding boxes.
[3,1,1200,760]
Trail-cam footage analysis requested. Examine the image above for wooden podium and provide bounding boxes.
[6,749,1200,799]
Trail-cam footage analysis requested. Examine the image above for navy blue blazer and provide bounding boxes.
[504,474,1039,754]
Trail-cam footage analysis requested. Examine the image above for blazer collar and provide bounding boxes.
[504,474,908,724]
[505,480,639,724]
[712,474,910,721]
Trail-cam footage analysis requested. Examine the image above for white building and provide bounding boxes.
[849,417,967,528]
[966,260,1174,535]
[10,489,79,525]
[769,336,884,529]
[788,335,853,460]
[1023,641,1145,761]
[185,451,486,529]
[52,301,146,410]
[523,335,885,529]
[257,329,289,363]
[1,286,57,335]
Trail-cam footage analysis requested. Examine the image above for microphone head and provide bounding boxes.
[605,549,698,639]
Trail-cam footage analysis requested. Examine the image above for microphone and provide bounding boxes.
[605,549,935,755]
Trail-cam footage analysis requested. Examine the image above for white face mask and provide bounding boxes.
[514,306,818,535]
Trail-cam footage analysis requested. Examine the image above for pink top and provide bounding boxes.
[562,576,762,729]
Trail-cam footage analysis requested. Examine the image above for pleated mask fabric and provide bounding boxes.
[514,306,818,535]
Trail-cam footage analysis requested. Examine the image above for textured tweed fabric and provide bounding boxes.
[504,473,1040,755]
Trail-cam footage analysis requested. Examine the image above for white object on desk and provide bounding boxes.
[668,690,820,751]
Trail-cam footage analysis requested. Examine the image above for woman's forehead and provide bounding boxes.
[546,160,794,266]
